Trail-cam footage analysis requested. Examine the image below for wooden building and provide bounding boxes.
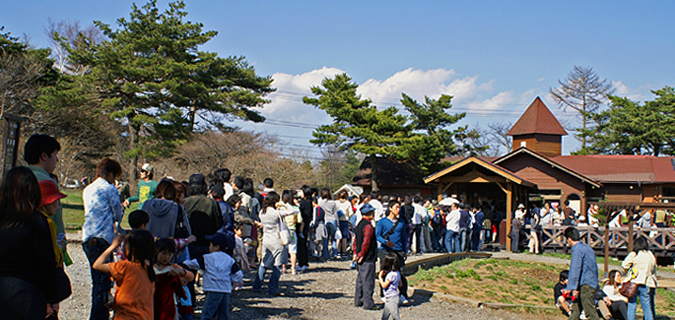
[426,97,675,209]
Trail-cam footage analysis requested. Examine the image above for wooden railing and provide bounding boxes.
[524,226,675,256]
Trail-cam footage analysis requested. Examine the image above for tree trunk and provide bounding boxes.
[189,106,196,132]
[127,116,138,185]
[371,154,379,192]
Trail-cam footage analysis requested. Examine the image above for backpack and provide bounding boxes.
[316,206,326,223]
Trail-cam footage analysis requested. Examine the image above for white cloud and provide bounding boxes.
[466,91,515,112]
[612,81,652,102]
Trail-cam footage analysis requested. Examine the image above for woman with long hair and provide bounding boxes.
[297,185,313,270]
[335,189,353,258]
[318,188,338,259]
[602,270,628,320]
[0,167,59,319]
[622,237,657,320]
[252,192,298,295]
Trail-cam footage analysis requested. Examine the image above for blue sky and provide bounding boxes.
[3,0,674,157]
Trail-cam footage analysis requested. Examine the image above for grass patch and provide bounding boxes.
[62,189,134,231]
[410,258,675,316]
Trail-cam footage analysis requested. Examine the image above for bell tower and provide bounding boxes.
[506,97,567,158]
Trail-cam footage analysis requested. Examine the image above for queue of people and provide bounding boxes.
[2,134,670,320]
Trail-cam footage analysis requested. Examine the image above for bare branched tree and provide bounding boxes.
[487,121,513,155]
[45,18,104,74]
[549,66,615,148]
[0,50,47,119]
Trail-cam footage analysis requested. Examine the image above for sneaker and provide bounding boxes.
[399,295,409,305]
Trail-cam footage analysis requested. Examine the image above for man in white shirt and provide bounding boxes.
[444,202,461,253]
[411,196,426,254]
[370,195,385,222]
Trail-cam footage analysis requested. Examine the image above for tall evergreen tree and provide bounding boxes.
[66,1,274,182]
[303,74,411,192]
[577,86,675,156]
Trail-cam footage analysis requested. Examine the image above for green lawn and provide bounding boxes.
[534,252,673,274]
[62,188,135,231]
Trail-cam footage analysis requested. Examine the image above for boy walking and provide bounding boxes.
[184,233,243,320]
[353,204,378,310]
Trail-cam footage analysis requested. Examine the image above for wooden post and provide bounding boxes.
[604,212,611,277]
[438,182,443,202]
[506,183,513,252]
[628,219,634,253]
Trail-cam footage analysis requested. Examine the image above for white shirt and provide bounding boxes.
[223,182,234,202]
[370,199,385,222]
[540,208,554,226]
[446,209,461,232]
[412,203,426,224]
[515,209,526,221]
[609,210,625,228]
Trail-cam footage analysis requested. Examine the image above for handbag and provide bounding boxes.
[619,281,638,299]
[335,227,343,240]
[277,210,292,246]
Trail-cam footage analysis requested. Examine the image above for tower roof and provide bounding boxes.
[506,97,568,136]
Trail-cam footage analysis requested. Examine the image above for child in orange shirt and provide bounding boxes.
[154,238,194,320]
[93,229,156,320]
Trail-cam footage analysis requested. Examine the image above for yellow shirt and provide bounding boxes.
[41,210,63,267]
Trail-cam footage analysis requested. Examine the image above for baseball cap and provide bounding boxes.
[141,163,154,173]
[205,233,233,250]
[360,203,376,215]
[39,180,67,207]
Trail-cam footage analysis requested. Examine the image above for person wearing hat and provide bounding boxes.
[39,180,73,319]
[123,163,159,209]
[353,203,378,310]
[511,203,526,252]
[183,232,243,320]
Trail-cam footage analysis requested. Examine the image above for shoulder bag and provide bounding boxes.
[277,209,292,246]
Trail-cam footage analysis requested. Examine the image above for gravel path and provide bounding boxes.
[59,240,560,320]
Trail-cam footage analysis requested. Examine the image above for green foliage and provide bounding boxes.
[304,74,477,185]
[400,93,484,174]
[576,86,675,156]
[65,0,273,162]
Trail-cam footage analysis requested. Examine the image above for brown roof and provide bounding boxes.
[352,156,424,187]
[551,155,675,183]
[506,97,568,136]
[425,156,536,188]
[494,147,601,188]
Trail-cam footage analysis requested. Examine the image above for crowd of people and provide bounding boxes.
[0,134,670,320]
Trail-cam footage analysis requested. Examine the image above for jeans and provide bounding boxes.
[202,291,231,320]
[381,296,401,320]
[323,220,338,259]
[444,230,457,253]
[459,228,468,252]
[354,261,376,309]
[82,239,112,320]
[471,228,482,251]
[627,285,655,320]
[253,265,281,294]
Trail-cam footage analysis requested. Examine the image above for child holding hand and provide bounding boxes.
[93,230,156,320]
[378,253,402,320]
[154,238,194,320]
